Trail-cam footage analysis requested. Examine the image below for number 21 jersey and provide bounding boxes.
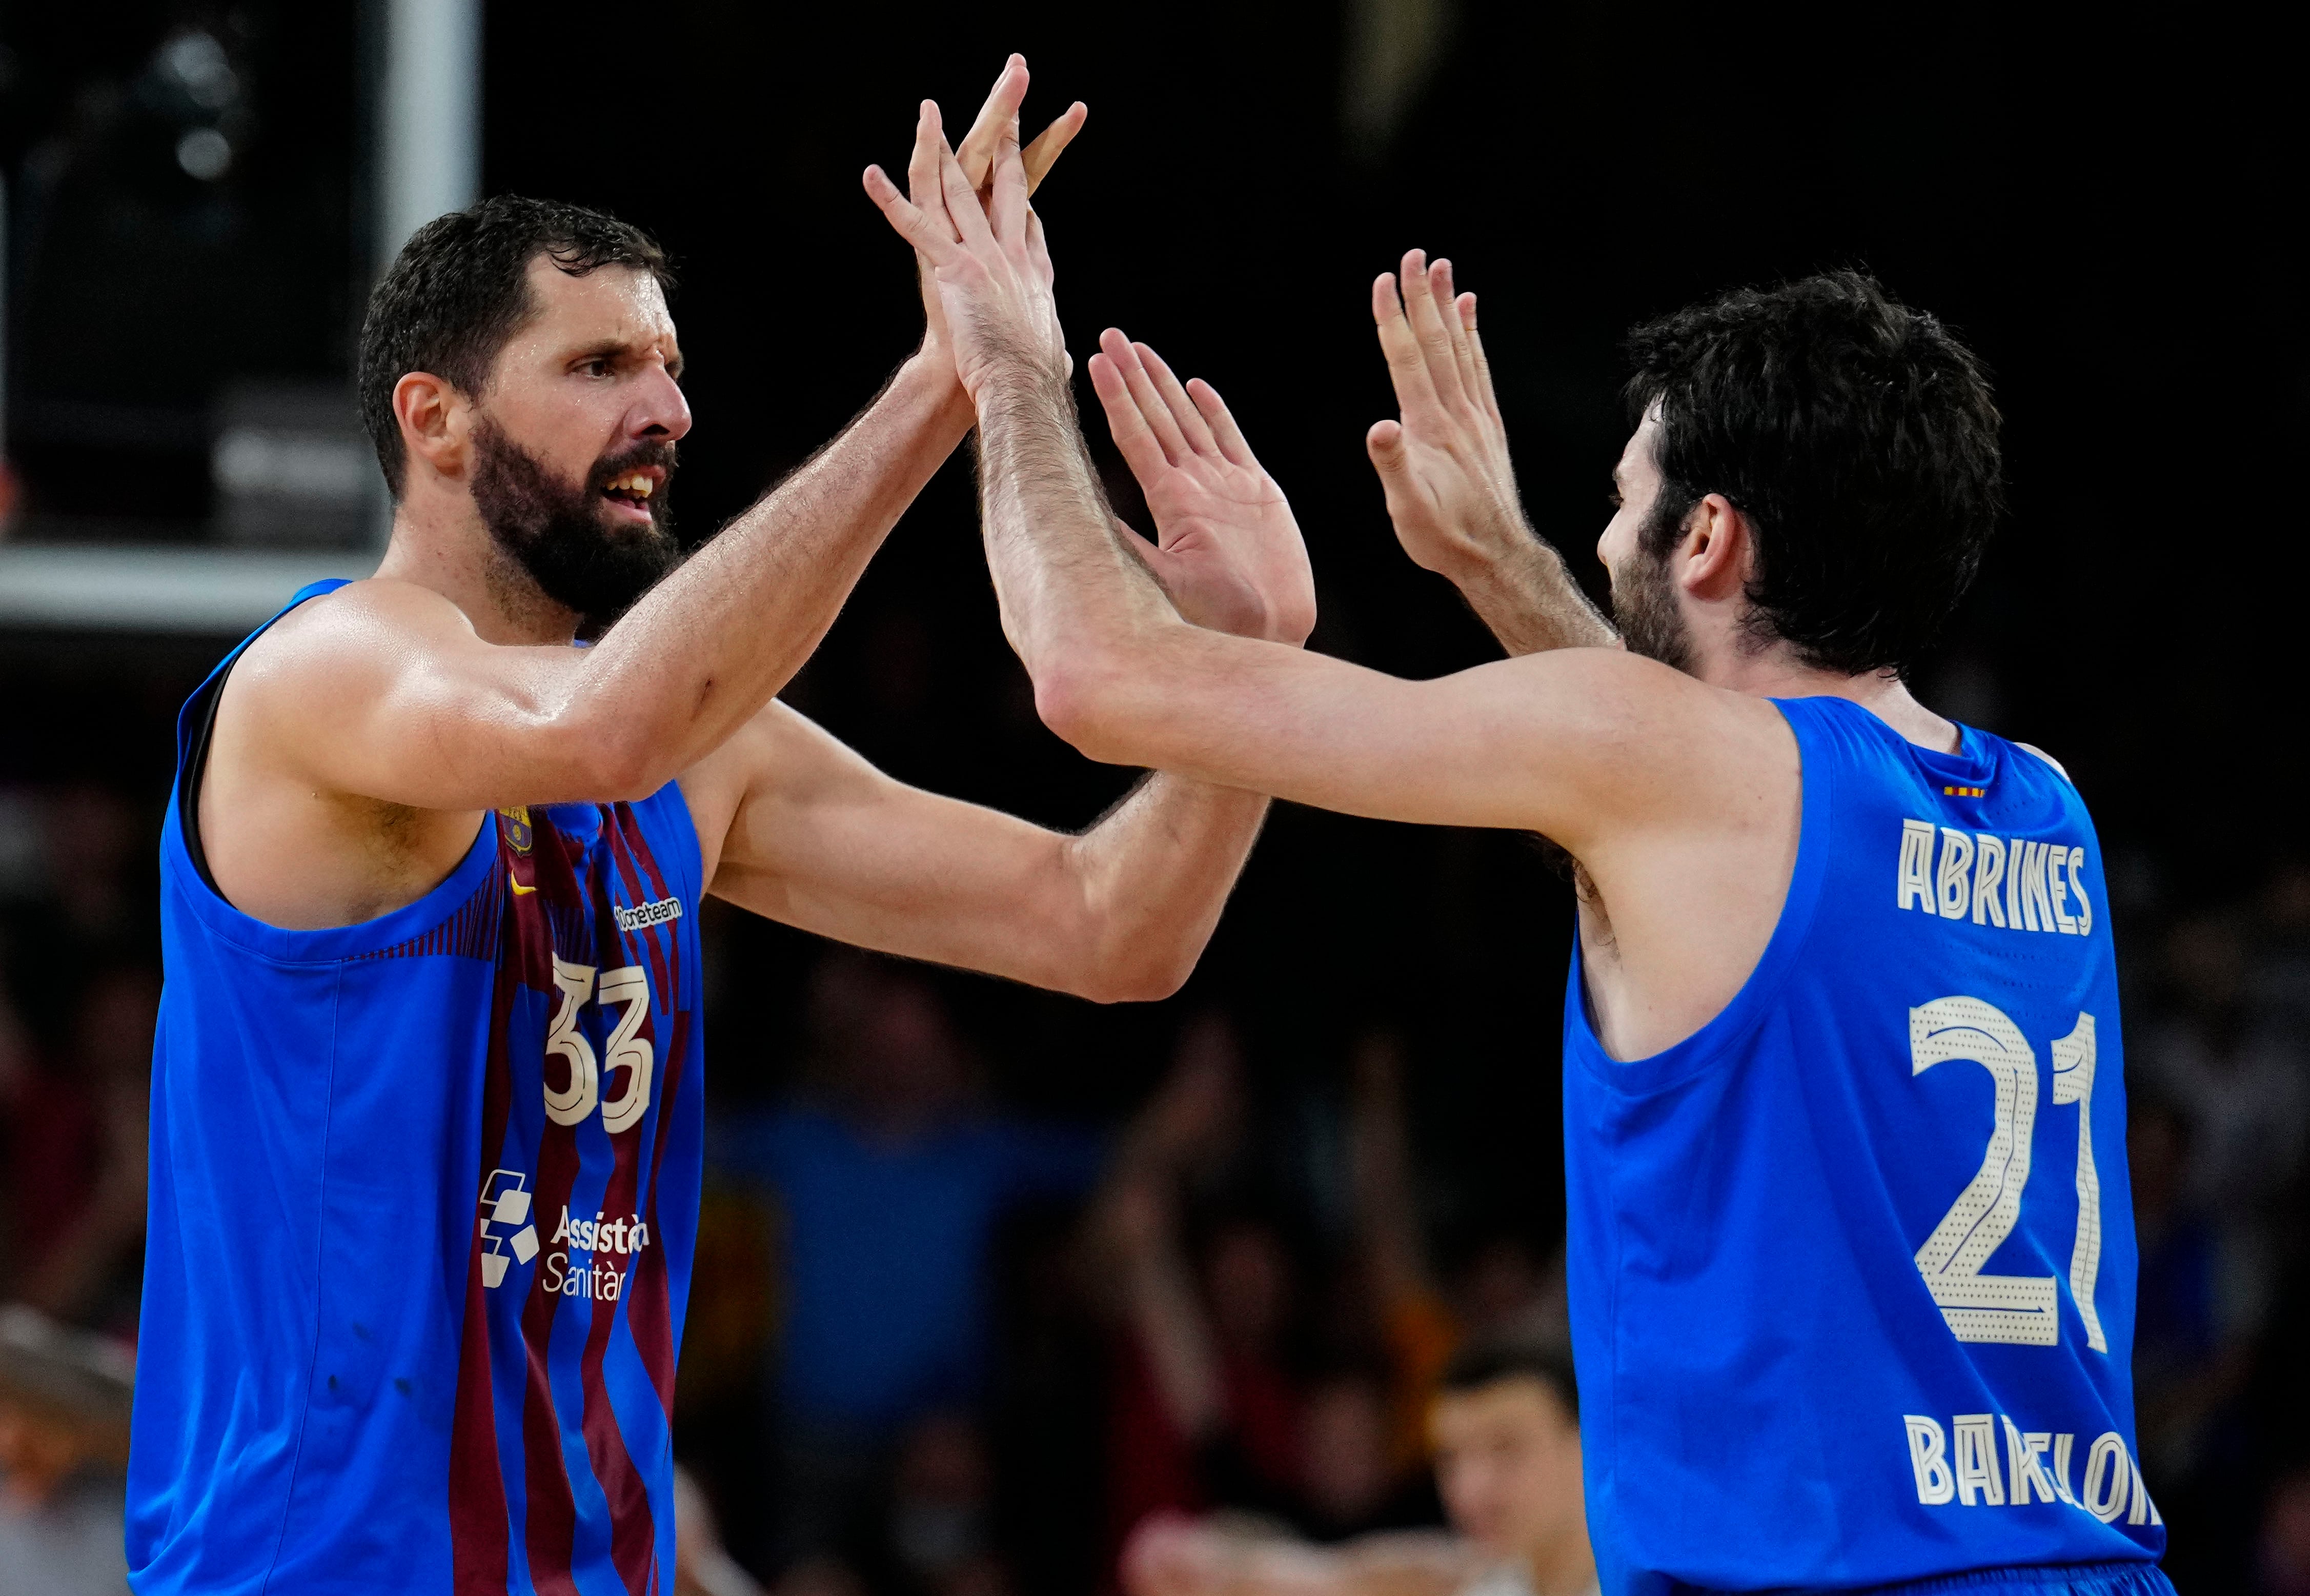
[131,581,706,1595]
[1562,695,2161,1592]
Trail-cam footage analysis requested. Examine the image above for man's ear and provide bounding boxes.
[1676,492,1753,603]
[393,371,472,482]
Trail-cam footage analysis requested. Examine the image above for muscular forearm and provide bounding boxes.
[1066,772,1268,1000]
[976,357,1181,686]
[580,354,974,781]
[972,351,1283,994]
[1446,530,1617,657]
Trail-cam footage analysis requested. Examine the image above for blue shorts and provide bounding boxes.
[1832,1563,2176,1596]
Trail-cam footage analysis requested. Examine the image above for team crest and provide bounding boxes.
[498,807,534,855]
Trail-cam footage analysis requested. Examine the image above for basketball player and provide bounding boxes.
[129,62,1315,1596]
[1122,1332,1596,1596]
[868,119,2170,1592]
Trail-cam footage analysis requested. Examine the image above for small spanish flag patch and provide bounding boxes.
[1943,785,1987,798]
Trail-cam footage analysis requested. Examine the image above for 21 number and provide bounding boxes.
[1909,998,2106,1353]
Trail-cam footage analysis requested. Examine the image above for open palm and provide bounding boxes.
[1087,330,1317,646]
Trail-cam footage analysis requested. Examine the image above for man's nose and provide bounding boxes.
[633,365,692,441]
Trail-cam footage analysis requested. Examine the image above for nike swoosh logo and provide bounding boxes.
[509,870,537,896]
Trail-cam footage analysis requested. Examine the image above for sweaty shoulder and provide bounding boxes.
[218,577,504,783]
[1495,644,1784,733]
[235,576,480,683]
[1479,647,1795,837]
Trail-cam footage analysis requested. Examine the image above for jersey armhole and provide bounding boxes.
[173,578,352,902]
[178,663,234,896]
[2015,740,2072,782]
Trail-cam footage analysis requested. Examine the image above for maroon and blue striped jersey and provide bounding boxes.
[131,582,707,1595]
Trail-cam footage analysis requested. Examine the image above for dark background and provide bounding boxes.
[3,3,2303,1590]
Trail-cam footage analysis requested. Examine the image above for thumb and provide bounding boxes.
[1366,418,1409,476]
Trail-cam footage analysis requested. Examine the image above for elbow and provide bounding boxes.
[1070,945,1198,1007]
[1031,645,1137,765]
[553,710,675,802]
[589,733,675,803]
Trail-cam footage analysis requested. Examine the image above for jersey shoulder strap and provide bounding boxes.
[175,578,355,893]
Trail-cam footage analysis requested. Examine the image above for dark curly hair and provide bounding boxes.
[1625,270,2003,677]
[357,195,673,496]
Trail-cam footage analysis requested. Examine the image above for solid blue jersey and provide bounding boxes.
[1563,696,2162,1593]
[129,583,708,1595]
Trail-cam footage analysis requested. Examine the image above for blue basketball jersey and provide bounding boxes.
[129,582,708,1595]
[1563,695,2162,1593]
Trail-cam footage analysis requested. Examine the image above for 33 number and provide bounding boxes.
[543,956,657,1134]
[1909,998,2106,1353]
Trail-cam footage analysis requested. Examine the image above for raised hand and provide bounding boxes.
[1366,250,1529,579]
[907,56,1087,379]
[864,100,1065,401]
[951,54,1086,201]
[1088,331,1317,645]
[1368,250,1615,654]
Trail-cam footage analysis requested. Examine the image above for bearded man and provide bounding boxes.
[126,60,1313,1596]
[872,114,2170,1595]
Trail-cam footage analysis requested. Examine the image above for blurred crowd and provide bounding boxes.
[4,777,2310,1593]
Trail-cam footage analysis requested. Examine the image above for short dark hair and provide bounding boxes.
[357,195,673,495]
[1625,269,2003,677]
[1438,1327,1578,1421]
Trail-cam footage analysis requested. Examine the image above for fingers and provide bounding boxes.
[1397,249,1469,409]
[1366,417,1409,478]
[863,155,961,267]
[1022,102,1087,196]
[1458,291,1503,423]
[1088,347,1173,481]
[955,53,1030,192]
[935,128,996,251]
[904,100,959,245]
[1185,378,1259,470]
[1132,342,1220,456]
[988,111,1029,243]
[1371,270,1439,411]
[1101,328,1190,464]
[1432,258,1485,410]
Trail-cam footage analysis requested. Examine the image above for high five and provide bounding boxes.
[869,103,2170,1596]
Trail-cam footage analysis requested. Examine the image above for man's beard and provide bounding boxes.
[1611,535,1696,674]
[469,418,683,631]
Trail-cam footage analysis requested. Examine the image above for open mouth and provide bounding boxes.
[600,468,663,511]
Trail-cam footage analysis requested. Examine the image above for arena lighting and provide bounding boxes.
[176,128,233,182]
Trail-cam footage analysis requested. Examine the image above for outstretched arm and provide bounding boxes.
[866,124,1810,1064]
[1365,250,1615,657]
[686,702,1265,1003]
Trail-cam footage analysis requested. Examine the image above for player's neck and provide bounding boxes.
[375,488,582,648]
[1690,632,1959,755]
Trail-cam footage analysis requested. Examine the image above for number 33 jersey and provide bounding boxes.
[131,583,706,1596]
[1562,695,2160,1594]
